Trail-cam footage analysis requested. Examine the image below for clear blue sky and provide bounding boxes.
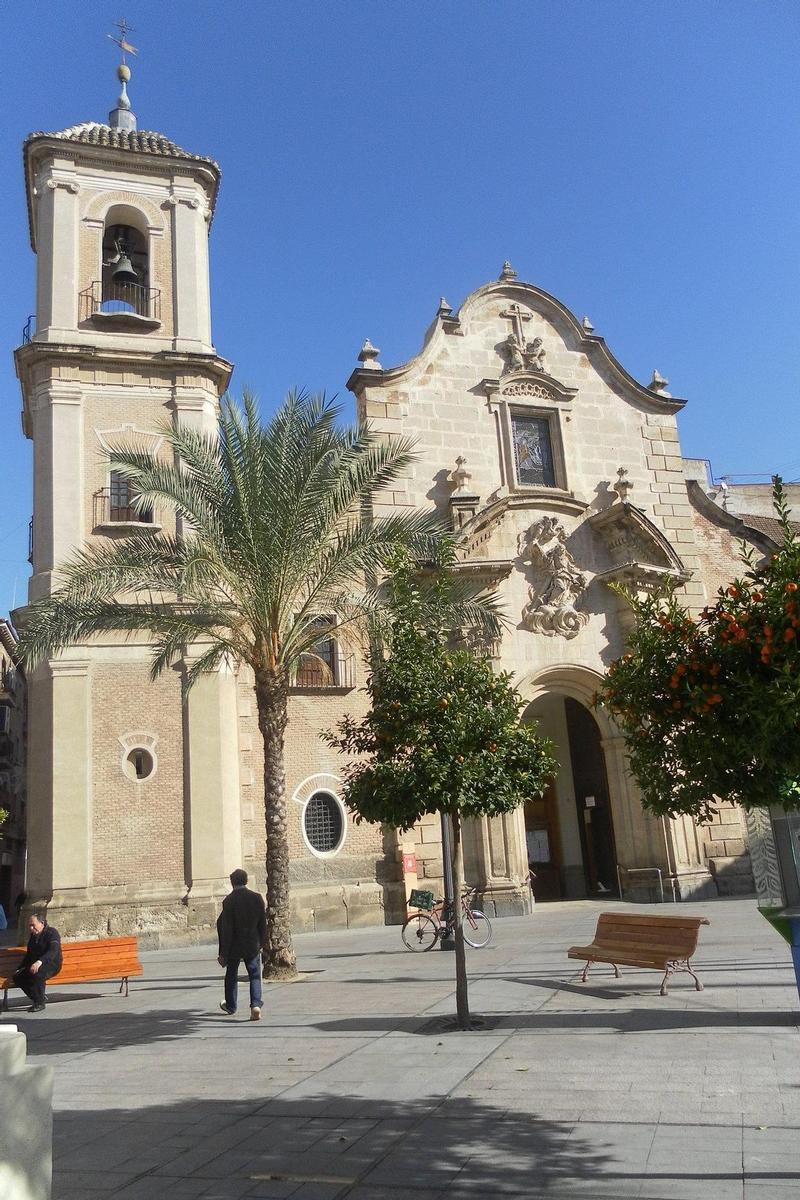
[1,1,798,618]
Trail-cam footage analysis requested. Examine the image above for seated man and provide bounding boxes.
[13,911,62,1013]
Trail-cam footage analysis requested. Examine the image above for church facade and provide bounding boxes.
[13,74,761,942]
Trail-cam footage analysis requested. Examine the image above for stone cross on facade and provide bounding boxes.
[500,303,546,375]
[501,303,532,347]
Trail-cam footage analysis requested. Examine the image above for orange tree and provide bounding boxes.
[327,556,556,1029]
[600,480,800,820]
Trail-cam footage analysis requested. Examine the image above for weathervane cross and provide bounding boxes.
[108,17,138,62]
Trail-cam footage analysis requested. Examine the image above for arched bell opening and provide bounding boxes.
[522,691,619,901]
[101,220,149,314]
[76,204,161,328]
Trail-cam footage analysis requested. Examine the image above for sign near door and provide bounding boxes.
[585,795,596,808]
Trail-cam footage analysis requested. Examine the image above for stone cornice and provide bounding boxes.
[15,340,232,389]
[15,340,233,439]
[348,277,686,414]
[23,135,220,250]
[686,479,782,553]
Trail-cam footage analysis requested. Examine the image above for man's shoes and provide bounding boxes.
[27,1004,46,1013]
[250,1006,261,1022]
[219,1002,235,1015]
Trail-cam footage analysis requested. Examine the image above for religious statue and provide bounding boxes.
[502,332,527,374]
[501,333,548,376]
[518,516,588,639]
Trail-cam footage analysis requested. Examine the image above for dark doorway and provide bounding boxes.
[523,781,563,900]
[564,697,618,896]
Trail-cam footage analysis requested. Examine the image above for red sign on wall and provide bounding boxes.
[402,852,417,874]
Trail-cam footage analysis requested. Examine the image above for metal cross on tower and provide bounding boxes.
[108,17,138,62]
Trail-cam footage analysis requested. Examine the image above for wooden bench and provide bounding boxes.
[567,911,710,996]
[0,936,143,1011]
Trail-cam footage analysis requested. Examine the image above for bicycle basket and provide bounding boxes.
[408,888,434,912]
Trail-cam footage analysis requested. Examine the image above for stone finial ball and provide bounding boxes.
[118,63,131,83]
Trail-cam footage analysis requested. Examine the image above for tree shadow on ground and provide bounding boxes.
[3,1007,221,1057]
[311,1009,800,1035]
[52,1089,615,1200]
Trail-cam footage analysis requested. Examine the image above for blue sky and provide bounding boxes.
[1,1,798,617]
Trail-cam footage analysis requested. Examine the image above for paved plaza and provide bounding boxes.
[4,898,800,1199]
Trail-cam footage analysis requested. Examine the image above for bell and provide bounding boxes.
[112,252,138,286]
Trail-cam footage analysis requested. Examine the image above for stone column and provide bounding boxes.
[183,655,242,928]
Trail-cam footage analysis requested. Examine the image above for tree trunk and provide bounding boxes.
[450,809,471,1029]
[255,666,297,979]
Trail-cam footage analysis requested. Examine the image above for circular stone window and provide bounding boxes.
[124,747,155,782]
[303,791,345,855]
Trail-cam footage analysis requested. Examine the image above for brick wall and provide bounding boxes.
[91,662,184,886]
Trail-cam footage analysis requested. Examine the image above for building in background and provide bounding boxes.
[0,620,26,921]
[13,63,777,943]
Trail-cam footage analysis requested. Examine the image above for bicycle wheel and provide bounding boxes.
[402,914,439,951]
[462,910,492,948]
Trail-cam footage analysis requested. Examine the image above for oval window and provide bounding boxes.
[303,791,344,854]
[125,747,154,781]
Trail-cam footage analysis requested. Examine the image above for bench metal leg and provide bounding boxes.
[581,960,620,983]
[660,959,703,996]
[119,976,129,998]
[687,959,704,992]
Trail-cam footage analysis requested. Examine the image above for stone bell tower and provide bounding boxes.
[13,58,242,940]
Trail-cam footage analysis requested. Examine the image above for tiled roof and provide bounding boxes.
[738,513,800,545]
[24,122,219,170]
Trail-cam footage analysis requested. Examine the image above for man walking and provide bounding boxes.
[216,869,266,1021]
[13,911,62,1012]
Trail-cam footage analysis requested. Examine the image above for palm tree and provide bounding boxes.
[19,391,498,978]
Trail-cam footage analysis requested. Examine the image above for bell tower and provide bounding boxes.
[14,55,241,939]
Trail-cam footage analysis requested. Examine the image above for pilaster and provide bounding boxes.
[167,190,212,351]
[36,169,80,335]
[183,655,242,925]
[27,658,92,909]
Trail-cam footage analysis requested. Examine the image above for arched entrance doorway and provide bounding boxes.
[522,692,618,900]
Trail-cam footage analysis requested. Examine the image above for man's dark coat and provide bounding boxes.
[216,887,267,961]
[19,923,62,975]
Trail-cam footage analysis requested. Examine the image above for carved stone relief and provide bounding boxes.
[500,303,548,376]
[744,807,784,909]
[518,516,588,639]
[501,381,554,400]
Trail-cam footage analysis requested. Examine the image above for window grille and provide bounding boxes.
[304,792,344,854]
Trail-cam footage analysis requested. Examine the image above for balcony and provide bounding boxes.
[292,653,356,691]
[79,281,161,331]
[93,488,160,534]
[22,315,34,344]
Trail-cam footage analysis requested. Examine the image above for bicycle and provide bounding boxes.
[402,885,492,951]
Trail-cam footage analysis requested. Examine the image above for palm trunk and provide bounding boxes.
[450,809,471,1029]
[255,666,297,979]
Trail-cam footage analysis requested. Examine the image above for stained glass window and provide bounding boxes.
[511,414,556,487]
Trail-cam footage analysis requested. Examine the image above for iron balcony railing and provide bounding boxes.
[22,315,35,344]
[293,654,356,690]
[79,280,161,322]
[94,488,155,527]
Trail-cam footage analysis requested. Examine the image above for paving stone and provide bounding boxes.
[11,899,798,1200]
